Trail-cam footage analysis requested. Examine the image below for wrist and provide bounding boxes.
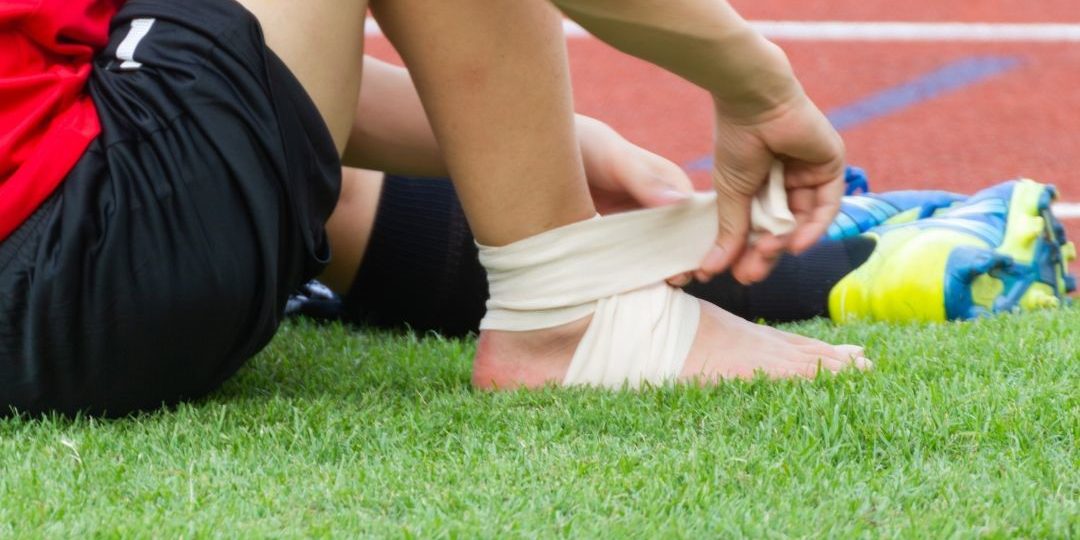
[709,32,803,123]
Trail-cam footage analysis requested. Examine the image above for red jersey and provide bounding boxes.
[0,0,122,242]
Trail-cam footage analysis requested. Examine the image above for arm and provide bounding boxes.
[553,0,797,119]
[345,57,694,212]
[551,0,846,284]
[342,56,447,177]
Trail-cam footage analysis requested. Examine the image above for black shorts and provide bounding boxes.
[0,0,340,416]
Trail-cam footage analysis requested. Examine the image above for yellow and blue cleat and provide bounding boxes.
[829,167,967,240]
[829,179,1076,323]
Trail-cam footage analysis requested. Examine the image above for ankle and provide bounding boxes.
[471,316,592,390]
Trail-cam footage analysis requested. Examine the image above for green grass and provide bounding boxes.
[2,308,1077,538]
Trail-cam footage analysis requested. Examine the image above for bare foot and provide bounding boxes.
[472,298,871,390]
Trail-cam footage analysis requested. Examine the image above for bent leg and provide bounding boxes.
[371,0,594,246]
[361,0,867,388]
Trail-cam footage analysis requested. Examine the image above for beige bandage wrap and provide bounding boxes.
[478,162,796,388]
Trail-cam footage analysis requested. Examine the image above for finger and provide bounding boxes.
[649,154,695,194]
[787,170,844,253]
[786,186,817,236]
[634,175,692,208]
[615,145,694,209]
[623,167,692,209]
[790,183,842,253]
[700,188,752,278]
[730,236,784,284]
[666,272,693,287]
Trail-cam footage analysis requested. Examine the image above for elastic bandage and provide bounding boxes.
[478,162,795,388]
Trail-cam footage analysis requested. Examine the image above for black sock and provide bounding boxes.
[684,236,876,323]
[343,175,488,337]
[348,175,878,333]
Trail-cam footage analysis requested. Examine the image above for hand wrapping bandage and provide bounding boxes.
[478,162,796,388]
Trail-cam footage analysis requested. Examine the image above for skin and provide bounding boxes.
[236,0,869,388]
[372,0,594,247]
[552,0,847,284]
[363,0,869,387]
[319,118,695,293]
[342,57,448,178]
[233,0,368,154]
[324,149,870,390]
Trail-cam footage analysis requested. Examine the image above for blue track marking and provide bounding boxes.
[685,55,1023,172]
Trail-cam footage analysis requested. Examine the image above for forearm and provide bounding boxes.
[552,0,801,119]
[342,56,448,177]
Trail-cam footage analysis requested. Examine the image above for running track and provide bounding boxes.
[365,1,1080,274]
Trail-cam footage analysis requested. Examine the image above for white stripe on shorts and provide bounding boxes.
[116,18,156,70]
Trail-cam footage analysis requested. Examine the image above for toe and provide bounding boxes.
[835,344,865,360]
[835,344,873,371]
[791,343,869,376]
[816,355,851,374]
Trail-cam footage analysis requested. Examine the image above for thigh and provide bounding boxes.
[235,0,368,153]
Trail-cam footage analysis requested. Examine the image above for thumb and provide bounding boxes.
[624,170,693,209]
[616,146,694,208]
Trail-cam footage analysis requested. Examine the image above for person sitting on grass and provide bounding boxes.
[3,0,870,416]
[17,0,1069,416]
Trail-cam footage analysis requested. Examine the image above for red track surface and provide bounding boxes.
[367,4,1080,273]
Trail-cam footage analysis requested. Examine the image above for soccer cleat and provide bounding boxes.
[831,166,968,240]
[829,179,1076,323]
[826,187,966,241]
[284,280,346,321]
[843,166,871,195]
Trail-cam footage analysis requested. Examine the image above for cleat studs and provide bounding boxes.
[1063,242,1077,264]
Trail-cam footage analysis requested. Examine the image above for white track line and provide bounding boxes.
[751,21,1080,42]
[1053,203,1080,220]
[366,19,1080,42]
[365,18,1080,218]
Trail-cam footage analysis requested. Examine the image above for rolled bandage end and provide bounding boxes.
[749,161,797,241]
[477,160,795,388]
[478,192,722,387]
